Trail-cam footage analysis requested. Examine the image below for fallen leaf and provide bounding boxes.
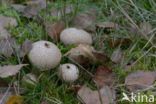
[77,85,116,104]
[23,0,46,18]
[125,71,156,92]
[65,44,96,65]
[111,48,123,64]
[6,95,23,104]
[12,0,46,18]
[44,21,65,41]
[11,4,26,13]
[0,27,11,40]
[96,22,119,30]
[0,37,17,57]
[93,66,115,88]
[0,64,28,78]
[73,9,97,31]
[0,15,18,28]
[19,39,32,57]
[65,44,111,65]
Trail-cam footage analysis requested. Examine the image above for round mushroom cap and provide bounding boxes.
[58,63,79,82]
[60,28,92,45]
[28,40,62,71]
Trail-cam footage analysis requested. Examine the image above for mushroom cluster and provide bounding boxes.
[27,27,94,83]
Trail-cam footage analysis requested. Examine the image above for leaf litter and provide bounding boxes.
[77,85,116,104]
[125,71,156,92]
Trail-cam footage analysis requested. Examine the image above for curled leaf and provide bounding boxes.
[19,39,32,57]
[45,21,65,41]
[93,66,115,88]
[0,64,28,78]
[65,44,96,65]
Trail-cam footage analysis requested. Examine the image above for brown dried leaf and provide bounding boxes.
[93,66,115,88]
[0,64,28,78]
[19,39,32,57]
[77,85,115,104]
[0,37,17,57]
[65,44,96,65]
[45,21,65,41]
[125,71,156,92]
[73,9,97,31]
[66,44,111,65]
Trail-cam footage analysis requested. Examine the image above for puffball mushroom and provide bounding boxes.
[28,40,62,71]
[58,63,79,82]
[60,28,92,45]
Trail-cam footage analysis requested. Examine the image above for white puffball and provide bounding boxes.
[60,28,92,45]
[28,40,62,71]
[58,63,79,82]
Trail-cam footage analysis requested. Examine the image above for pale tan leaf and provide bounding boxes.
[19,39,32,57]
[77,85,116,104]
[0,64,28,78]
[0,16,17,28]
[45,21,65,41]
[125,71,156,92]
